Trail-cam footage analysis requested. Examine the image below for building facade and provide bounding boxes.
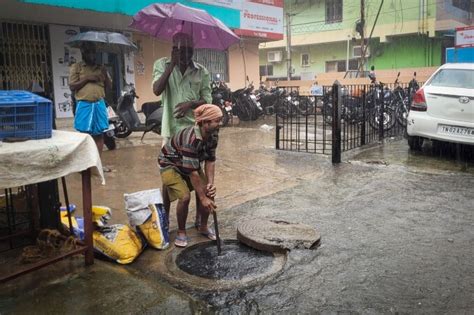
[259,0,472,80]
[1,0,283,118]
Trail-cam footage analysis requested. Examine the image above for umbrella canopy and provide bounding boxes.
[130,3,240,51]
[66,31,138,54]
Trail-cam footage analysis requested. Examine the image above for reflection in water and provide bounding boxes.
[354,139,474,174]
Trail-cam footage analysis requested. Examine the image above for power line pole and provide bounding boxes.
[286,12,293,81]
[359,0,365,76]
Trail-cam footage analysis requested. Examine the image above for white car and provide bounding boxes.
[406,63,474,150]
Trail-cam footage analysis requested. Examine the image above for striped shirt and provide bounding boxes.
[158,126,218,175]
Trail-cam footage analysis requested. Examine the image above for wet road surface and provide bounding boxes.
[209,158,474,314]
[1,117,473,314]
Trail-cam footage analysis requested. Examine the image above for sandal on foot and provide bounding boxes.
[199,228,216,241]
[174,235,188,248]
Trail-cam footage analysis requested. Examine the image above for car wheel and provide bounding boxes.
[407,135,423,151]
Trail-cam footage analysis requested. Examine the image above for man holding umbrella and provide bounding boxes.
[69,42,112,162]
[152,32,212,142]
[132,2,240,138]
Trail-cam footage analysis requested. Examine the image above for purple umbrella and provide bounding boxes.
[130,3,240,51]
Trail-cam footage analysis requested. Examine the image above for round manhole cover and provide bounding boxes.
[176,240,274,280]
[237,219,321,252]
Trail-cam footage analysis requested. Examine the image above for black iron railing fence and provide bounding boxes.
[275,81,422,162]
[274,87,330,154]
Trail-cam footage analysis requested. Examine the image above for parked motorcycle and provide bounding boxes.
[232,80,261,121]
[322,86,362,125]
[255,82,279,116]
[211,80,233,126]
[275,89,302,119]
[257,82,316,119]
[407,72,420,106]
[390,72,410,127]
[109,84,163,141]
[366,67,397,131]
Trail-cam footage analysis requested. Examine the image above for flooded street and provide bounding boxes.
[207,155,474,313]
[1,119,473,314]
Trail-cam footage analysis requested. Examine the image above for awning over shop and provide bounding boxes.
[20,0,241,29]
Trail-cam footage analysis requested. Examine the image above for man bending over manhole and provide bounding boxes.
[158,104,222,247]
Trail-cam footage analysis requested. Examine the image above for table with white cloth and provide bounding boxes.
[0,130,104,281]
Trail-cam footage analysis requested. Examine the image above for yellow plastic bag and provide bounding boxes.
[93,224,143,264]
[137,204,169,250]
[92,205,112,227]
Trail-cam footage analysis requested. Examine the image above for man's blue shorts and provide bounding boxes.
[74,99,108,136]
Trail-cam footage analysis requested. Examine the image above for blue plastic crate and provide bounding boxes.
[0,90,53,140]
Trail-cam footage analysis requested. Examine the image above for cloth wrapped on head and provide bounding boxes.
[194,104,223,124]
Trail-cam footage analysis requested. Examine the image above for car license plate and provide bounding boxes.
[438,124,474,137]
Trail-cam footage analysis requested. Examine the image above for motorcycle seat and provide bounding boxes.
[142,101,162,118]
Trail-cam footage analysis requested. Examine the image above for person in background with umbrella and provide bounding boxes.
[152,32,215,236]
[69,42,112,171]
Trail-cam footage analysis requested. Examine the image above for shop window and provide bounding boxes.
[259,65,274,76]
[301,53,310,67]
[326,0,343,24]
[194,49,229,81]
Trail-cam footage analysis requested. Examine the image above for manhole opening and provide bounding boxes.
[176,240,275,280]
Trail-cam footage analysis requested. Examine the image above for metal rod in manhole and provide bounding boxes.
[212,211,222,256]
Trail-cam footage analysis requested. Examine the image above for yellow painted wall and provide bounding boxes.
[228,40,260,90]
[132,33,171,108]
